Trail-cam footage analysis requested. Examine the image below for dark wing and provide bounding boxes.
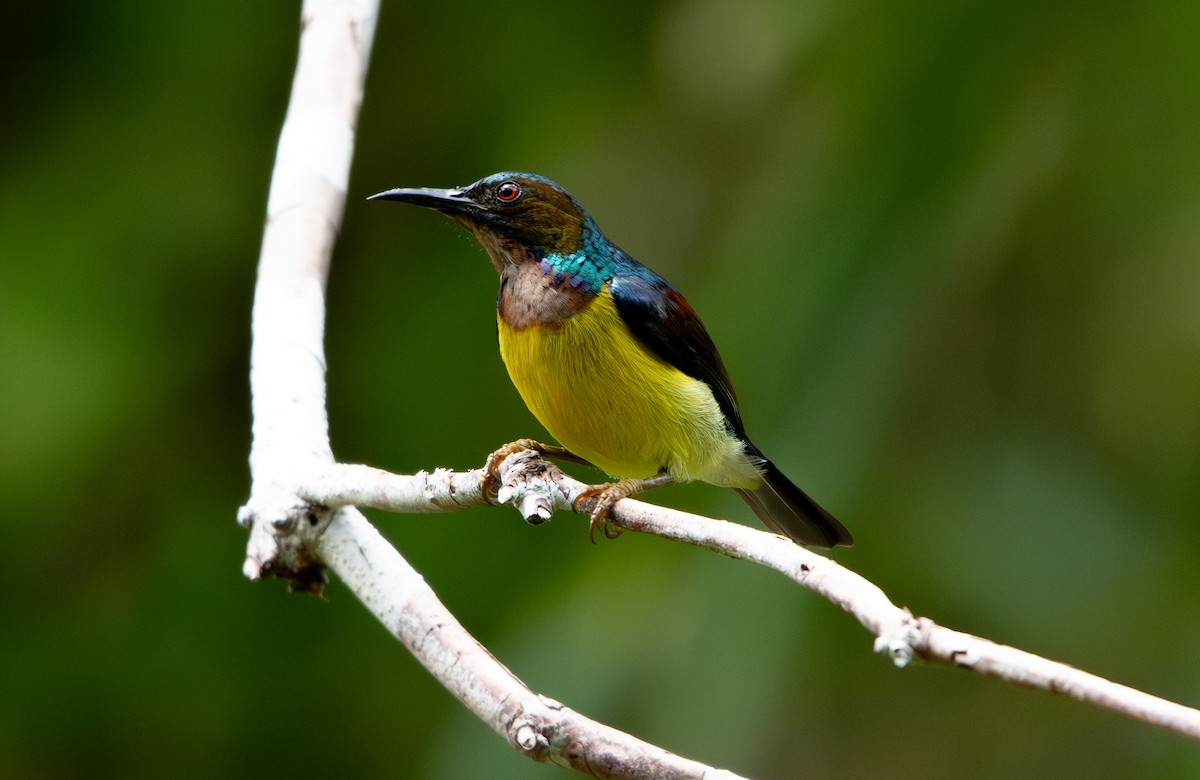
[609,270,746,437]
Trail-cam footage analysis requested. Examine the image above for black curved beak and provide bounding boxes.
[368,186,483,217]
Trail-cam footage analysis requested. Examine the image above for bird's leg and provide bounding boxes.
[482,438,593,499]
[575,471,675,543]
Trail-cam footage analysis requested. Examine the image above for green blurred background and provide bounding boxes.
[3,1,1199,777]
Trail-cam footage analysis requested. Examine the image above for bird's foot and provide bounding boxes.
[482,438,585,500]
[574,484,628,543]
[573,472,675,543]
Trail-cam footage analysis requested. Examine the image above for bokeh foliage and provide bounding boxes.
[2,1,1199,777]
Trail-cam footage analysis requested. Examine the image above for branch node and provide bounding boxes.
[493,449,569,525]
[873,612,922,668]
[514,721,550,757]
[239,495,333,594]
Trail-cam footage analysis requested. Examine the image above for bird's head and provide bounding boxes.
[370,172,596,268]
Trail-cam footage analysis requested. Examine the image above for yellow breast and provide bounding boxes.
[497,285,759,488]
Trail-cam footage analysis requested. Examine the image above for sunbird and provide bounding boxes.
[370,173,852,548]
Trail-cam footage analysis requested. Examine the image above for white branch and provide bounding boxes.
[241,0,376,585]
[317,504,746,779]
[305,452,1200,743]
[242,2,1200,778]
[584,481,1200,739]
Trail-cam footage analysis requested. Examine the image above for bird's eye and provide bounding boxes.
[496,181,522,202]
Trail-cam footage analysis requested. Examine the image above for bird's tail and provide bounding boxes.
[734,457,853,548]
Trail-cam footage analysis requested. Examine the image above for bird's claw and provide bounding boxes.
[574,485,626,543]
[482,438,546,501]
[482,445,519,501]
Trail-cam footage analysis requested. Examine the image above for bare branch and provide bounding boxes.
[595,483,1200,740]
[313,451,1200,743]
[318,504,748,779]
[242,0,378,586]
[301,462,488,513]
